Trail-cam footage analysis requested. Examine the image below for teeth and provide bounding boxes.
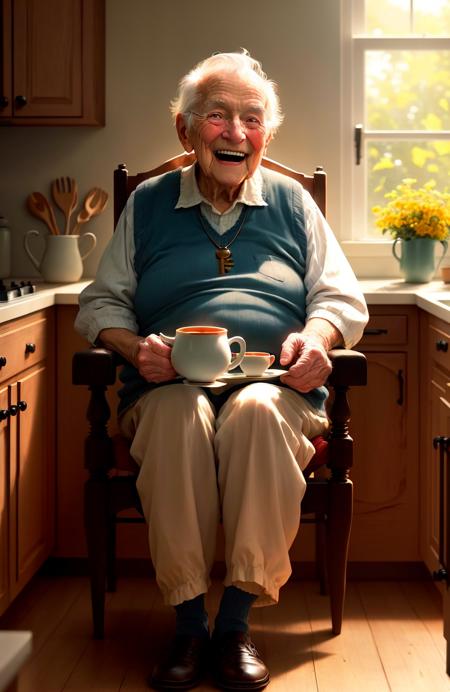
[215,150,246,157]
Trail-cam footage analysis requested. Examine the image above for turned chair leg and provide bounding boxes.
[106,519,117,593]
[84,479,109,639]
[325,479,353,635]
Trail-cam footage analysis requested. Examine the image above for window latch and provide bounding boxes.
[354,124,363,165]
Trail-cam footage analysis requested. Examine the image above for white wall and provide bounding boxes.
[0,0,342,279]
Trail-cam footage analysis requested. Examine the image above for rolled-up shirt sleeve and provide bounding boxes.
[303,190,368,348]
[74,193,138,345]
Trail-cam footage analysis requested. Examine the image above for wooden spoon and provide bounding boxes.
[26,192,60,235]
[51,177,78,234]
[72,188,108,234]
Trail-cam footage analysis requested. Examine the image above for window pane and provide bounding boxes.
[365,0,450,35]
[414,0,450,35]
[366,51,450,130]
[366,139,450,237]
[366,0,410,36]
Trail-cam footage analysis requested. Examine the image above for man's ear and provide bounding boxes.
[176,113,194,153]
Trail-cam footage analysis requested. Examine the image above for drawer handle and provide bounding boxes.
[25,342,36,354]
[436,339,449,352]
[363,328,388,336]
[0,356,6,368]
[0,409,9,422]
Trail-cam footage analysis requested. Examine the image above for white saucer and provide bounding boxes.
[182,379,226,388]
[220,368,287,382]
[182,369,287,388]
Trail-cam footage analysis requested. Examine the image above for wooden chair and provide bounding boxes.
[73,154,367,640]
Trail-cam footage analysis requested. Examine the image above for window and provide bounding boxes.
[343,0,450,241]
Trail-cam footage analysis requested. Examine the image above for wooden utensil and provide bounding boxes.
[51,177,78,234]
[72,188,108,234]
[26,192,60,235]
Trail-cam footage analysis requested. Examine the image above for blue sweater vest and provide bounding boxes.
[118,167,327,413]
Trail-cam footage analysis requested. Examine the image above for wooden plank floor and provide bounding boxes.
[1,576,449,691]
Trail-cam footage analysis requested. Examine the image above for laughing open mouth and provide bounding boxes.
[214,150,247,163]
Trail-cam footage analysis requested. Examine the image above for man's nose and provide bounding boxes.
[222,116,246,141]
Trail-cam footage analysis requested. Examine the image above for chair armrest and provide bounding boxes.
[72,348,118,386]
[327,349,367,388]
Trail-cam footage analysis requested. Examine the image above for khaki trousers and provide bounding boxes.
[120,382,328,607]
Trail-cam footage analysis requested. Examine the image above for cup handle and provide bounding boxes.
[23,229,42,272]
[269,354,275,368]
[79,232,97,260]
[436,240,448,272]
[159,332,175,346]
[227,336,246,371]
[392,238,402,263]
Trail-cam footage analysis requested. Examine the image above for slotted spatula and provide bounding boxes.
[26,192,60,235]
[72,188,108,234]
[51,177,78,234]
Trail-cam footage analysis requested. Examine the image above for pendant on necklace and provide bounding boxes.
[216,247,233,275]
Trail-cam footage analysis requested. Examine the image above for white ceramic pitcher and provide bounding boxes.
[24,231,96,283]
[160,326,246,383]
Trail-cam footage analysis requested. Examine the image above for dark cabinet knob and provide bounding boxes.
[15,95,27,108]
[17,400,27,411]
[0,356,6,368]
[436,339,448,352]
[433,567,448,582]
[0,96,9,109]
[25,343,36,354]
[9,405,18,416]
[0,409,9,422]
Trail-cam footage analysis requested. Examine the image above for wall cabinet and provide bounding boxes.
[348,305,420,563]
[0,0,104,126]
[0,309,55,616]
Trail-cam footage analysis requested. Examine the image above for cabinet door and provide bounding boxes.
[348,351,419,560]
[423,367,450,575]
[9,365,54,599]
[0,0,12,117]
[0,383,9,614]
[12,0,82,118]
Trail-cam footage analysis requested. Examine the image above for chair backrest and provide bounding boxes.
[113,153,326,226]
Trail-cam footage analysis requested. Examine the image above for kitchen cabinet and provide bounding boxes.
[0,0,104,126]
[348,305,420,563]
[419,312,450,577]
[0,309,55,616]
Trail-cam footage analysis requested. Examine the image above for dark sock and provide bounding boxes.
[174,594,209,638]
[214,585,258,636]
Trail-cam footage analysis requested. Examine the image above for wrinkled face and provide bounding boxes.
[176,72,272,201]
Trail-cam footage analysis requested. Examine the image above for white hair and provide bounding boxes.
[170,49,284,135]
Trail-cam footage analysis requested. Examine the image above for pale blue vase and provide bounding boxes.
[392,237,448,283]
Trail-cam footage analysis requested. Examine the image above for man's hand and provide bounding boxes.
[134,333,177,383]
[279,331,332,393]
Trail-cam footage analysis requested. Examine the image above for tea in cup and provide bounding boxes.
[241,351,275,377]
[160,326,246,383]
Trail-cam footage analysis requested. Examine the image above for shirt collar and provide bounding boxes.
[175,163,267,214]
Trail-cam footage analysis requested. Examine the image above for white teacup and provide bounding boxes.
[241,351,275,377]
[160,326,246,383]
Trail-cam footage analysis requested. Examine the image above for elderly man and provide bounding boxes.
[75,50,368,691]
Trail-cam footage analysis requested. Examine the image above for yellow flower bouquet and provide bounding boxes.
[372,179,450,242]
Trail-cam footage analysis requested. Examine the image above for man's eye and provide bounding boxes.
[246,116,262,126]
[207,112,224,121]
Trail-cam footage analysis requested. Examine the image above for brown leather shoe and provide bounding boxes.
[150,635,210,690]
[212,631,270,691]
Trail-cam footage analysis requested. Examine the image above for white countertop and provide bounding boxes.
[1,278,450,324]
